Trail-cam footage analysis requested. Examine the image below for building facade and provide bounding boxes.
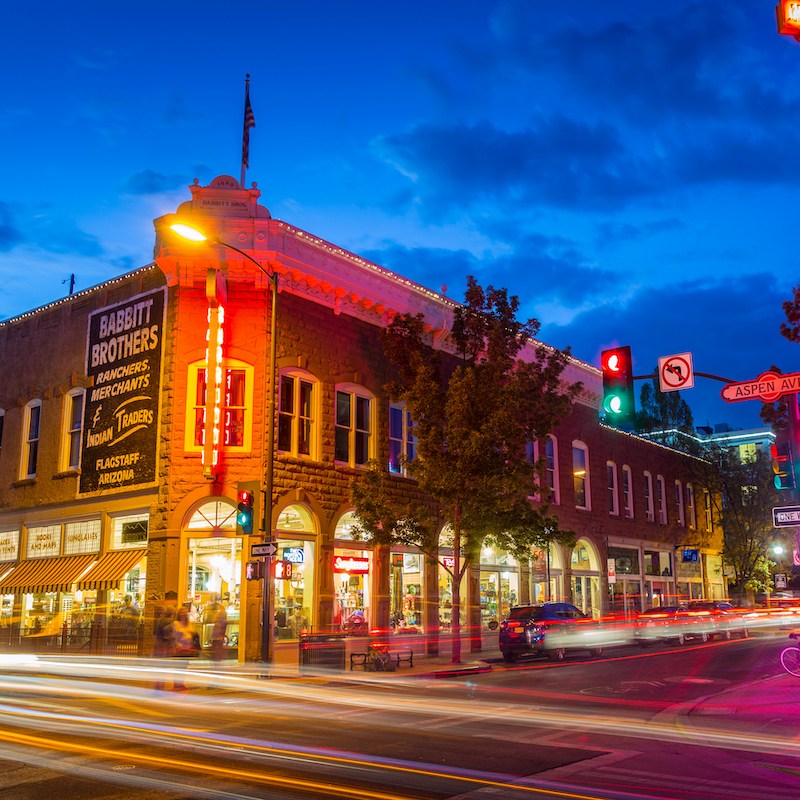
[0,176,724,661]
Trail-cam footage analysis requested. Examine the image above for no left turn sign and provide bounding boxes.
[658,352,694,393]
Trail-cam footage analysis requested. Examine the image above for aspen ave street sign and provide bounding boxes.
[251,542,278,558]
[721,370,800,404]
[772,506,800,528]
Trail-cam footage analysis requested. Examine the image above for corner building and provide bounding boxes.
[0,176,724,662]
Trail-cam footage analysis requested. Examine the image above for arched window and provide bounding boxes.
[572,440,590,510]
[545,435,560,504]
[62,388,85,471]
[622,465,634,519]
[21,400,42,479]
[656,475,667,524]
[644,471,654,522]
[675,480,686,527]
[335,384,374,467]
[607,461,619,516]
[278,369,319,459]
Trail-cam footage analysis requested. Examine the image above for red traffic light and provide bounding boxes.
[600,346,634,423]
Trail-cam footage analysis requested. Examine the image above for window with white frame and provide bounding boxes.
[63,519,101,555]
[111,513,150,549]
[675,480,685,527]
[644,471,654,522]
[185,359,254,453]
[572,441,590,510]
[686,483,696,529]
[62,389,84,471]
[622,465,634,519]
[656,475,667,524]
[545,435,559,504]
[607,461,619,516]
[389,403,416,476]
[703,488,714,532]
[21,400,41,479]
[278,371,317,458]
[335,386,373,467]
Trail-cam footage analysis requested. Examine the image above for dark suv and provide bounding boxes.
[499,602,603,662]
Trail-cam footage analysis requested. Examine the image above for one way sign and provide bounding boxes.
[251,542,278,558]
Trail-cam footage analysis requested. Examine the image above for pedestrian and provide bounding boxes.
[152,591,177,691]
[210,602,228,668]
[168,605,199,690]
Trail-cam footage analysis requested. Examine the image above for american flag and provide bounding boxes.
[242,82,256,170]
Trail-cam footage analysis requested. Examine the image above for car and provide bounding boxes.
[499,602,604,662]
[634,605,716,646]
[685,600,749,639]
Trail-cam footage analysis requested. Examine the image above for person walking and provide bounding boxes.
[168,605,198,690]
[152,603,176,691]
[210,603,228,668]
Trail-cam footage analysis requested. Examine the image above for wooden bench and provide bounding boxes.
[349,645,414,671]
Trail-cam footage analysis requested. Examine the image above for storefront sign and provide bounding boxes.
[333,555,369,574]
[0,530,20,562]
[80,288,167,493]
[441,556,455,569]
[26,526,60,558]
[64,521,101,554]
[282,547,305,563]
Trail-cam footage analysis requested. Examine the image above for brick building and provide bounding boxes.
[0,175,724,662]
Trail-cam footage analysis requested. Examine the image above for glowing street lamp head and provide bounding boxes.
[170,222,209,242]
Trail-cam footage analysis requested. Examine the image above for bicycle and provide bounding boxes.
[779,633,800,677]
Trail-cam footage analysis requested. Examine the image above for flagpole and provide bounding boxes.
[241,74,255,187]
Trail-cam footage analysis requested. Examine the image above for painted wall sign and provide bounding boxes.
[0,529,20,563]
[80,288,167,493]
[332,555,370,574]
[721,370,800,404]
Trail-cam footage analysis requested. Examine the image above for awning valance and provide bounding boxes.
[0,555,96,594]
[77,549,147,591]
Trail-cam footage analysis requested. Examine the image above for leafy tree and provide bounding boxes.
[635,371,698,454]
[351,276,580,663]
[701,444,782,603]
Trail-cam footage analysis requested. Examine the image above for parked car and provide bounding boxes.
[499,602,604,662]
[634,605,716,646]
[686,600,749,639]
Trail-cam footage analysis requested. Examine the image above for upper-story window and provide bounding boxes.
[675,480,686,527]
[703,488,714,532]
[389,403,416,476]
[622,465,634,519]
[544,435,559,504]
[62,389,84,471]
[21,400,41,479]
[278,371,317,459]
[656,475,667,524]
[644,471,655,522]
[572,441,590,510]
[0,409,4,457]
[686,483,696,529]
[185,359,254,453]
[607,461,619,516]
[335,385,373,467]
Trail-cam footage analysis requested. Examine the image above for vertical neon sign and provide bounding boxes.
[203,268,227,479]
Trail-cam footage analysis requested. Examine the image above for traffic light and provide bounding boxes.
[771,440,796,490]
[237,485,255,535]
[600,346,634,423]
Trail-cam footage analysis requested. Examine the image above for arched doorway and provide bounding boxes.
[273,504,317,638]
[183,498,242,657]
[570,538,601,618]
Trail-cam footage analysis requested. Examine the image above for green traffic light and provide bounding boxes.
[603,394,625,415]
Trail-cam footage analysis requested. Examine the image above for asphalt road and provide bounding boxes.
[0,632,798,800]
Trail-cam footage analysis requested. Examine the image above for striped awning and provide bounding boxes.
[0,555,97,594]
[77,549,146,591]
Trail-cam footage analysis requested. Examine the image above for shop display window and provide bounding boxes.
[390,551,422,630]
[274,539,314,638]
[111,513,149,549]
[334,547,370,631]
[186,537,242,650]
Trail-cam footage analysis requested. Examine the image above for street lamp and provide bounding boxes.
[170,222,278,666]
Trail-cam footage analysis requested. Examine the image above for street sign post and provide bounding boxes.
[772,505,800,528]
[721,370,800,404]
[251,541,278,558]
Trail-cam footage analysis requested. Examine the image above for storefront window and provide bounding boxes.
[111,513,149,549]
[274,539,315,638]
[186,537,241,650]
[479,546,519,628]
[334,547,370,631]
[390,551,422,629]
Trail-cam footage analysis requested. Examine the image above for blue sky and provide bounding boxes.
[2,1,800,430]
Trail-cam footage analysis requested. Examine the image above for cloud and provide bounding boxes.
[540,272,799,428]
[0,202,24,251]
[122,170,191,195]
